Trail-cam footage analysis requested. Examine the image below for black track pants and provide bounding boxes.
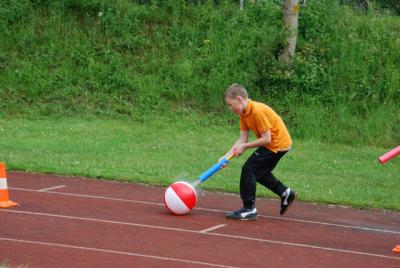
[240,147,288,209]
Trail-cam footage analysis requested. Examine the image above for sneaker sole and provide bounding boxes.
[226,215,258,221]
[240,217,257,221]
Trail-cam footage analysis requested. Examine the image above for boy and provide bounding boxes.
[222,83,297,220]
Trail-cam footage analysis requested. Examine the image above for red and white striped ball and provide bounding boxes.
[164,181,197,215]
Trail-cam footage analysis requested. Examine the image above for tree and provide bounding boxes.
[279,0,301,64]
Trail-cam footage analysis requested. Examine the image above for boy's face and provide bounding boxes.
[225,96,245,115]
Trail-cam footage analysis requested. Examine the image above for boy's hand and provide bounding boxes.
[219,148,238,168]
[219,156,228,168]
[234,144,246,156]
[219,151,234,168]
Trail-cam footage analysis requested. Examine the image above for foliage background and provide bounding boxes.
[1,0,399,147]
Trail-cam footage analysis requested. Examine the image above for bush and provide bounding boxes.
[0,0,33,26]
[0,0,399,146]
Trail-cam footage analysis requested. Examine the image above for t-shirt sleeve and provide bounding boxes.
[240,117,248,131]
[254,112,271,133]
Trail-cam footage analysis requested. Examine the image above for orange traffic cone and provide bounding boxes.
[393,245,400,253]
[0,162,18,208]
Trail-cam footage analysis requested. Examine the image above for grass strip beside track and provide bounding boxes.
[0,117,398,211]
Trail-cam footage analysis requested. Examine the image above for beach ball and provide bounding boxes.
[164,181,197,215]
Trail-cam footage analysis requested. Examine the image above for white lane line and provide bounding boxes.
[200,224,227,233]
[38,185,66,192]
[10,187,400,235]
[196,210,400,235]
[260,214,400,234]
[11,187,163,206]
[0,237,237,268]
[2,209,400,261]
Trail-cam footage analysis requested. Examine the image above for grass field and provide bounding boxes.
[1,1,399,147]
[0,2,399,214]
[0,116,398,211]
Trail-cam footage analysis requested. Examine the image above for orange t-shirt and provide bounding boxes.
[240,99,292,153]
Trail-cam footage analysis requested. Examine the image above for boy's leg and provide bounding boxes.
[241,147,297,215]
[240,147,286,209]
[255,152,288,196]
[257,172,286,196]
[255,148,297,215]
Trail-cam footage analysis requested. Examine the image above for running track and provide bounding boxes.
[1,172,399,267]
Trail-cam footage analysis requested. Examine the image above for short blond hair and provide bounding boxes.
[224,83,248,99]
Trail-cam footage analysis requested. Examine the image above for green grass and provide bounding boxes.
[0,116,398,211]
[0,260,27,268]
[0,1,399,214]
[0,1,399,146]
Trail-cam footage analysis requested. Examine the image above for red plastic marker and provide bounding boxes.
[378,146,400,164]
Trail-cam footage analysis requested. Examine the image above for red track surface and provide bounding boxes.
[1,172,399,267]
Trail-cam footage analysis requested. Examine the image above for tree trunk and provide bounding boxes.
[279,0,300,64]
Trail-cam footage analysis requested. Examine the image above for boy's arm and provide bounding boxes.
[222,130,249,159]
[235,130,271,156]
